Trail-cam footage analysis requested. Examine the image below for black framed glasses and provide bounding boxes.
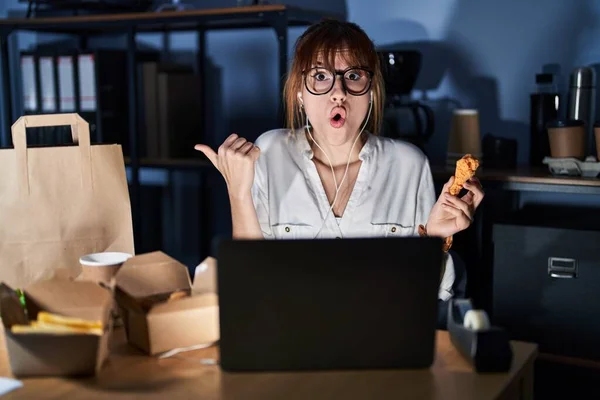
[303,66,373,96]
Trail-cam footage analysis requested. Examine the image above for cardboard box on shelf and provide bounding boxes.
[0,278,113,377]
[114,251,219,355]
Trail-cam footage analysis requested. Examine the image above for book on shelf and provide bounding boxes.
[140,61,202,160]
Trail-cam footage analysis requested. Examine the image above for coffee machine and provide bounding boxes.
[378,50,435,151]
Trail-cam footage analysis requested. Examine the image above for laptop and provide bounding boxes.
[217,236,443,372]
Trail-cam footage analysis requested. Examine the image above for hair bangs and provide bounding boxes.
[297,28,375,72]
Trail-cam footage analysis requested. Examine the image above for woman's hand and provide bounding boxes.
[195,133,260,200]
[425,176,484,238]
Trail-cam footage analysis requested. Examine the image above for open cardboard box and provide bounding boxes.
[114,251,219,355]
[0,278,113,377]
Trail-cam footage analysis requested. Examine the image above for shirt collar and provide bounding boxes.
[291,128,374,162]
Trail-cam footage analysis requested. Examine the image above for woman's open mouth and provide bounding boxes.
[329,108,346,128]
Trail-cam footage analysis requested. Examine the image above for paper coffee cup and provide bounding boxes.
[447,109,482,166]
[79,252,132,284]
[547,120,585,159]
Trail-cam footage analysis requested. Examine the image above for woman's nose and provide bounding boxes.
[330,76,347,103]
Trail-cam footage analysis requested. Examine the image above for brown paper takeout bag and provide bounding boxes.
[0,113,134,288]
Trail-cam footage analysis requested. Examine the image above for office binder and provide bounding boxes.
[77,53,97,112]
[20,54,37,112]
[74,52,101,143]
[20,52,64,145]
[19,47,162,155]
[39,56,57,113]
[57,55,76,112]
[156,67,201,159]
[141,61,160,158]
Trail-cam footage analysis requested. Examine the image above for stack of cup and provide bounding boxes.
[79,252,132,327]
[78,252,133,285]
[447,109,483,167]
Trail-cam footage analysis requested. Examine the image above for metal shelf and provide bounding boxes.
[126,157,212,170]
[0,5,336,34]
[0,5,338,255]
[431,166,600,195]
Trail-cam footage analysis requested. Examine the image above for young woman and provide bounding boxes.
[195,19,484,324]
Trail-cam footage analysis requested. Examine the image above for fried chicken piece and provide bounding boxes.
[136,290,191,310]
[168,290,190,302]
[449,154,479,195]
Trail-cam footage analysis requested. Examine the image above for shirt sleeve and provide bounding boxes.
[416,158,455,301]
[251,160,274,239]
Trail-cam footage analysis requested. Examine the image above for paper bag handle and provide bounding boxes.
[11,113,93,196]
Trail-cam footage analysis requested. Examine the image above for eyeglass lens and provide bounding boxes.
[305,67,371,95]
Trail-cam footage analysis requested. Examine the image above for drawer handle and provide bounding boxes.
[548,257,577,279]
[550,272,575,279]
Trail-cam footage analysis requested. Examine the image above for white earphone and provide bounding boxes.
[298,90,373,239]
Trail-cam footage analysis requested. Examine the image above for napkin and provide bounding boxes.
[0,377,22,396]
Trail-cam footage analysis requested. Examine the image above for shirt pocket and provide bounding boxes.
[272,223,318,239]
[370,222,415,238]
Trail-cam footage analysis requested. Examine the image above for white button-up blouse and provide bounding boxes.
[251,129,455,301]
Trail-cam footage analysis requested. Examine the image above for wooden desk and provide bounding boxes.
[0,328,537,400]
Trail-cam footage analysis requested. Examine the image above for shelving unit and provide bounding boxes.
[0,5,339,256]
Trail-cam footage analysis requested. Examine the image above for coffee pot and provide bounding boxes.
[378,50,435,151]
[382,99,435,150]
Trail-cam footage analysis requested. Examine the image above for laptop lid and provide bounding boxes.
[217,236,443,372]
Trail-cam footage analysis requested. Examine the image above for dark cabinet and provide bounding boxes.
[492,222,600,360]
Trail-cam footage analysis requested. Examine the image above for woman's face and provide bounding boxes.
[300,52,371,146]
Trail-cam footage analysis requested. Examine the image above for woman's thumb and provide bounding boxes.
[194,144,218,167]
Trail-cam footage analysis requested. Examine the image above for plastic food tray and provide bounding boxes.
[542,156,600,178]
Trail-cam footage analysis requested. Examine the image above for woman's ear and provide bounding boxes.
[297,92,303,106]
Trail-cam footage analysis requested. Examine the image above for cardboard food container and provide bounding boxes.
[114,251,219,355]
[0,279,113,377]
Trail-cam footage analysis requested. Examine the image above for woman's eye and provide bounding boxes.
[315,73,327,81]
[347,72,361,81]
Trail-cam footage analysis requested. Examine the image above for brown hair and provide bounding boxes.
[283,19,384,135]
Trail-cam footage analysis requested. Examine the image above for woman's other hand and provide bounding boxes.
[425,176,484,238]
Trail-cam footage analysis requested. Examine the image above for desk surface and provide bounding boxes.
[0,328,537,400]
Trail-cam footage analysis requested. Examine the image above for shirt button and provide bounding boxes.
[391,227,397,233]
[285,226,291,233]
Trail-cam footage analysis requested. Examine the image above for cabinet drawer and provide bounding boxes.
[492,224,600,360]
